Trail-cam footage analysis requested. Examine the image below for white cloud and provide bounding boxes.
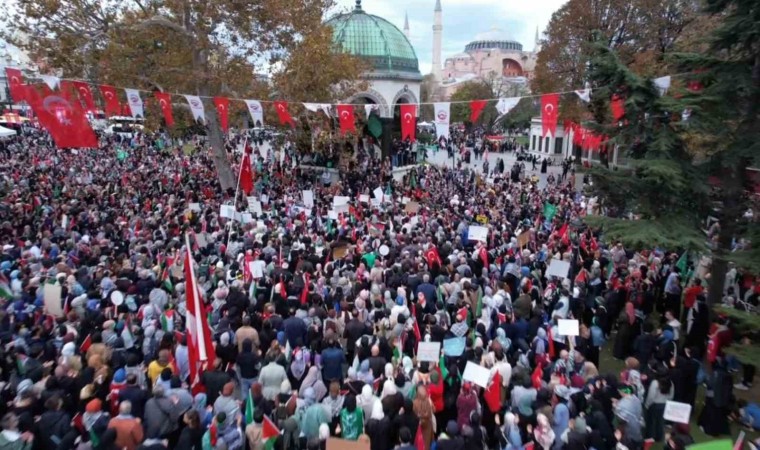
[332,0,567,76]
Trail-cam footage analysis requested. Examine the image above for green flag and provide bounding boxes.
[244,393,255,425]
[686,440,732,450]
[675,251,688,273]
[543,202,557,221]
[475,288,483,317]
[367,114,382,138]
[439,353,448,383]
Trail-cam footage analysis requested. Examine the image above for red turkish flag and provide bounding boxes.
[611,94,625,122]
[213,96,229,132]
[99,85,121,116]
[71,81,96,111]
[273,101,295,127]
[336,104,355,135]
[541,93,559,137]
[400,104,416,141]
[470,99,487,123]
[25,85,98,149]
[239,153,254,195]
[154,92,174,126]
[5,68,27,103]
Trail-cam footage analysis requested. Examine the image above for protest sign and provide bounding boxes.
[546,259,571,279]
[664,401,692,424]
[302,190,314,208]
[405,201,420,213]
[327,438,369,450]
[220,205,235,219]
[443,337,466,356]
[373,187,384,201]
[468,225,489,242]
[44,284,63,317]
[359,194,370,203]
[558,319,580,336]
[188,203,201,212]
[333,196,350,206]
[249,260,265,279]
[462,361,491,388]
[517,230,531,247]
[417,342,441,362]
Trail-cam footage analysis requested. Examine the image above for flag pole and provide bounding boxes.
[227,135,248,249]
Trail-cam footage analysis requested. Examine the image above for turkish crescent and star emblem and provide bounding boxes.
[42,96,73,125]
[544,103,554,114]
[404,112,412,123]
[341,110,350,119]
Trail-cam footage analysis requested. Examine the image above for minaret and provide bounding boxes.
[431,0,443,81]
[534,26,541,52]
[404,12,410,39]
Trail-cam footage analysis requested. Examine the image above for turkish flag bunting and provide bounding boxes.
[213,96,229,132]
[470,99,487,123]
[239,153,254,195]
[154,92,174,126]
[273,101,295,127]
[336,104,355,135]
[71,81,96,111]
[541,93,559,137]
[25,84,98,149]
[99,85,121,117]
[4,68,26,103]
[400,104,416,141]
[611,94,625,122]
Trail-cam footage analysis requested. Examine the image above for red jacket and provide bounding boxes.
[427,368,445,412]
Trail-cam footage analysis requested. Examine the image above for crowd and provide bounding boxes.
[0,124,757,450]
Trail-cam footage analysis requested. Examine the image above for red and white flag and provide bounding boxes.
[470,99,487,123]
[184,235,216,390]
[154,92,174,126]
[72,81,96,111]
[99,85,121,116]
[400,104,416,141]
[541,93,559,137]
[213,96,229,132]
[4,68,26,103]
[336,104,355,135]
[273,101,295,127]
[25,85,98,149]
[239,153,254,195]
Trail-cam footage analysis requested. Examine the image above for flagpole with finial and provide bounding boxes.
[227,135,249,248]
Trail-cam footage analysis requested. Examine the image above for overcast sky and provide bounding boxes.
[332,0,568,75]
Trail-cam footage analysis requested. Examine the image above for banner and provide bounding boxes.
[400,104,416,141]
[154,92,174,126]
[575,88,591,103]
[433,102,450,140]
[245,100,264,127]
[496,97,520,115]
[213,96,229,131]
[273,101,295,127]
[184,95,206,123]
[4,68,26,102]
[336,104,355,135]
[99,85,121,116]
[124,88,144,118]
[541,93,559,137]
[25,85,98,148]
[72,81,96,110]
[470,100,487,123]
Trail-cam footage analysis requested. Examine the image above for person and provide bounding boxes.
[176,409,204,450]
[413,385,435,450]
[613,303,641,360]
[213,382,239,428]
[395,427,416,450]
[339,395,364,441]
[144,385,181,441]
[259,356,288,401]
[108,401,145,450]
[365,402,391,450]
[698,358,734,436]
[644,372,673,441]
[0,413,33,450]
[33,396,73,450]
[736,400,760,430]
[236,339,260,401]
[614,386,643,449]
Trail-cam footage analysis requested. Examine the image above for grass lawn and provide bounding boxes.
[515,136,529,146]
[598,334,759,449]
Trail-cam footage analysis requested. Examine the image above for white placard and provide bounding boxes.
[234,212,243,222]
[416,341,441,362]
[248,260,265,279]
[359,194,370,203]
[410,216,419,227]
[247,196,257,206]
[302,190,314,208]
[401,196,411,205]
[195,233,208,248]
[241,213,253,224]
[558,319,580,336]
[663,401,692,424]
[373,187,384,201]
[462,361,491,388]
[220,205,235,219]
[328,210,339,220]
[370,198,381,207]
[44,284,63,317]
[333,196,350,206]
[468,225,489,242]
[250,201,262,216]
[546,259,571,280]
[260,194,269,204]
[188,203,201,212]
[334,203,349,214]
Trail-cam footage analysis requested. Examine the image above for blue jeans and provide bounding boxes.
[240,377,257,400]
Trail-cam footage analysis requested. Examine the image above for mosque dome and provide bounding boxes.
[465,27,523,52]
[326,0,421,78]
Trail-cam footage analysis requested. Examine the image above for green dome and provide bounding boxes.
[326,1,421,78]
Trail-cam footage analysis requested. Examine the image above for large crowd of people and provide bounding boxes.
[0,124,757,450]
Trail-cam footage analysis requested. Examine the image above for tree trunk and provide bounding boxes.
[200,89,235,191]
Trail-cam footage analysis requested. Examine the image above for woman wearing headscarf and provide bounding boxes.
[193,393,213,430]
[357,385,378,426]
[322,381,344,435]
[413,384,435,450]
[613,302,640,360]
[499,412,523,450]
[339,395,364,441]
[455,382,478,430]
[83,399,110,448]
[299,366,327,402]
[533,413,556,450]
[288,348,308,390]
[365,401,391,450]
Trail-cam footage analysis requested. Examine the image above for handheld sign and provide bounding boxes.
[663,400,692,424]
[416,341,441,363]
[558,319,580,336]
[462,361,491,388]
[546,260,571,280]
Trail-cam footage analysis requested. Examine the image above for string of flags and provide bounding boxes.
[4,66,690,150]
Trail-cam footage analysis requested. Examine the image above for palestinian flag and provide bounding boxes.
[0,273,12,299]
[262,415,279,450]
[475,287,483,317]
[245,391,255,425]
[80,334,92,354]
[161,310,175,332]
[161,254,175,292]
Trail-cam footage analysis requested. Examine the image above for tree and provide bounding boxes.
[582,38,708,251]
[533,0,703,95]
[449,80,494,125]
[4,0,365,190]
[669,0,760,306]
[418,74,437,122]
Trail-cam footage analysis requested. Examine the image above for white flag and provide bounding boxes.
[184,95,206,123]
[245,100,264,127]
[433,102,450,140]
[496,97,520,115]
[575,88,591,103]
[364,104,379,118]
[40,75,60,91]
[124,89,144,118]
[654,76,671,96]
[303,103,332,115]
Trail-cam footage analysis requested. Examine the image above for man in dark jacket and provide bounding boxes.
[118,373,149,419]
[201,358,232,405]
[34,396,74,450]
[144,385,182,440]
[633,323,657,366]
